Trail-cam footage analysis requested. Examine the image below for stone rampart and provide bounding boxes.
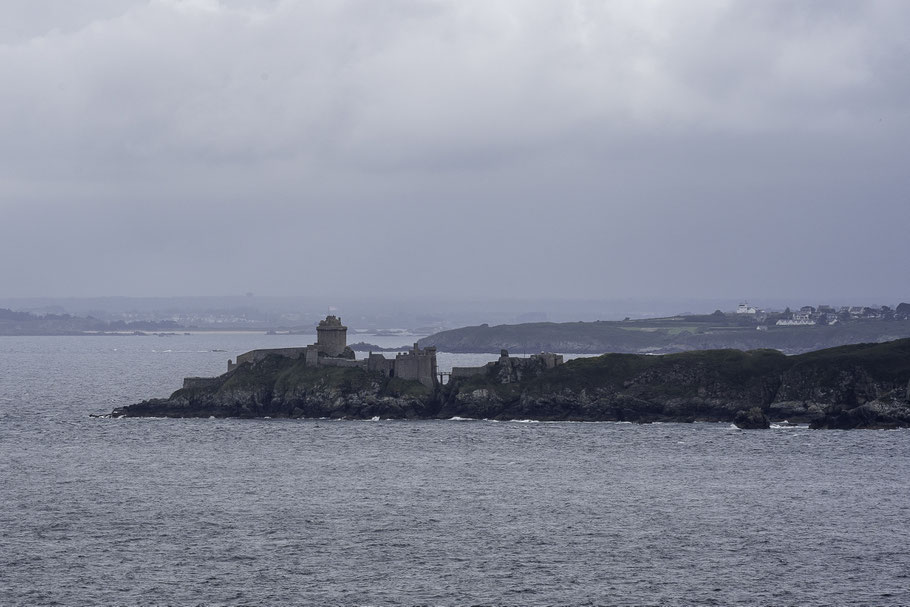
[451,365,492,378]
[319,358,367,369]
[394,344,438,388]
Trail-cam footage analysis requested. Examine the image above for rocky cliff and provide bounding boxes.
[114,354,438,420]
[112,339,910,429]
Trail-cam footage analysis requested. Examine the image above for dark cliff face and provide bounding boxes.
[112,340,910,429]
[436,341,910,429]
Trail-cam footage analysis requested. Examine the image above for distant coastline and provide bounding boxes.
[7,303,910,356]
[419,305,910,355]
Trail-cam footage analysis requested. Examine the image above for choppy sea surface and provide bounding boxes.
[2,334,909,606]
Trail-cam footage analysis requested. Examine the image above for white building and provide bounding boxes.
[736,302,757,315]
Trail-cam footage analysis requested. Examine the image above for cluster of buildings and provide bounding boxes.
[183,315,566,391]
[214,315,438,388]
[736,302,908,327]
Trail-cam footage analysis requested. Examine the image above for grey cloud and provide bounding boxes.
[0,1,907,303]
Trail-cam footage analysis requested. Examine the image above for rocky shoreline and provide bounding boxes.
[112,339,910,430]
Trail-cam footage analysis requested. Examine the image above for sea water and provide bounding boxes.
[1,334,909,606]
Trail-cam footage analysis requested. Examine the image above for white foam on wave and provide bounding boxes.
[448,416,475,421]
[509,419,540,423]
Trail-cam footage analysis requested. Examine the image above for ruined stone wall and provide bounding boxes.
[317,329,347,356]
[533,353,564,369]
[367,354,395,377]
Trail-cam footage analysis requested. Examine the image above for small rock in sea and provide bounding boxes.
[734,406,771,429]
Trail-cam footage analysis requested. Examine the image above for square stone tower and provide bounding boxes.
[316,315,348,357]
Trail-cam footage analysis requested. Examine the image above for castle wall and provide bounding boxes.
[394,344,437,389]
[367,353,395,377]
[318,358,367,369]
[451,364,492,378]
[305,345,319,366]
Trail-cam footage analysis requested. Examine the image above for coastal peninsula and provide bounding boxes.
[112,316,910,429]
[418,303,910,355]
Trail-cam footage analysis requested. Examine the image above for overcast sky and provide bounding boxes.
[1,0,908,303]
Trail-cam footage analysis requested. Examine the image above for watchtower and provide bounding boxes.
[316,315,347,357]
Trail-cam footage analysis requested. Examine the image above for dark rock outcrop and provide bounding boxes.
[734,407,771,429]
[113,354,437,420]
[112,339,910,429]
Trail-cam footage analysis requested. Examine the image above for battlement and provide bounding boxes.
[318,315,346,329]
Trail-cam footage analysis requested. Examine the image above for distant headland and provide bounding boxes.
[418,302,910,355]
[111,315,910,430]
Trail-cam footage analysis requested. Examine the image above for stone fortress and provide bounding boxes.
[218,315,439,389]
[184,315,564,392]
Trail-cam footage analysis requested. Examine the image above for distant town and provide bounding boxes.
[733,302,910,327]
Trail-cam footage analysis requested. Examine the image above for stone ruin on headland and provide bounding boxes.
[183,315,564,391]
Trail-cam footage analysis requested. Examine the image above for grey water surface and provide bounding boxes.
[1,335,909,606]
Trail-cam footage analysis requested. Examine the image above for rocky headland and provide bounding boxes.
[112,339,910,430]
